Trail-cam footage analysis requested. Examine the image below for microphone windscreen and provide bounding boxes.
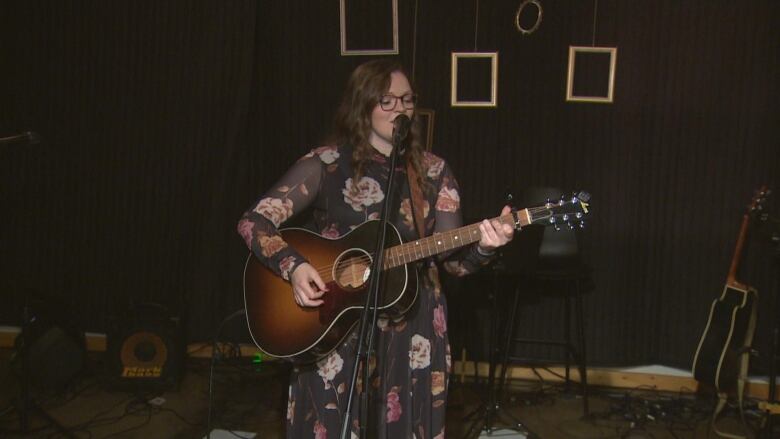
[392,115,411,144]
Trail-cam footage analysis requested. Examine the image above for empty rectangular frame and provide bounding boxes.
[415,109,435,152]
[340,0,399,56]
[566,46,617,103]
[451,52,498,107]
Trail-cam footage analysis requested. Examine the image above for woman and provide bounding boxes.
[238,59,514,438]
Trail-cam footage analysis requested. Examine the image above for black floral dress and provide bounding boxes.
[238,145,494,438]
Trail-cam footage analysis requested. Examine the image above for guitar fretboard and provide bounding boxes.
[382,209,530,269]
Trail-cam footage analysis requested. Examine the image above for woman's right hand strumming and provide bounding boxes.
[290,262,328,307]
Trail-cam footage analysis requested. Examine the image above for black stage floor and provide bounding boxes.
[0,349,766,438]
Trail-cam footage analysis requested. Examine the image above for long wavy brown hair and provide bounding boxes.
[329,59,427,190]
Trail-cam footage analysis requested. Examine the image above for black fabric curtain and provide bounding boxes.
[1,0,777,370]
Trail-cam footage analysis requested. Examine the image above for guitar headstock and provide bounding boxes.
[528,191,591,230]
[748,185,770,216]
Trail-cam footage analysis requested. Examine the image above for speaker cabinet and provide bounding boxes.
[107,303,185,390]
[13,325,85,390]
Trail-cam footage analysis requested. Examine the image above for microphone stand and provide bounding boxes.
[340,117,410,439]
[2,132,71,437]
[5,298,77,438]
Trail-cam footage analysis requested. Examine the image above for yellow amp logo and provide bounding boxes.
[122,366,163,378]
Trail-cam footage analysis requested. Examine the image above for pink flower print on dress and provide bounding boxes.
[433,304,447,338]
[286,386,295,424]
[321,224,341,239]
[316,351,344,387]
[435,186,460,213]
[279,256,296,280]
[431,371,445,396]
[259,235,288,258]
[424,153,445,178]
[409,334,431,370]
[386,388,402,423]
[302,146,340,164]
[313,421,327,439]
[255,197,294,227]
[342,177,385,212]
[237,218,254,247]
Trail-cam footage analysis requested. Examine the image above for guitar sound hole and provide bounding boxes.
[333,249,371,291]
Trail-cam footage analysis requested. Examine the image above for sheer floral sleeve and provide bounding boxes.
[237,147,336,281]
[423,153,496,277]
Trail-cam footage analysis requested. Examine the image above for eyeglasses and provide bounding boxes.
[378,93,417,111]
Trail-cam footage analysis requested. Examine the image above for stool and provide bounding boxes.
[496,187,591,417]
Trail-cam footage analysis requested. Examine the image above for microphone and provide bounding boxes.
[392,115,411,146]
[0,131,41,146]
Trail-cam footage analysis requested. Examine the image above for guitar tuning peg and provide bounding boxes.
[554,225,561,231]
[568,222,575,230]
[504,189,514,206]
[579,221,586,228]
[562,214,570,222]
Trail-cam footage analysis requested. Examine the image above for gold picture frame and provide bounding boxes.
[415,109,435,152]
[566,46,617,103]
[451,52,498,108]
[339,0,399,56]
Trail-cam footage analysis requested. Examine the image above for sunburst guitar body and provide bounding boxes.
[244,192,591,363]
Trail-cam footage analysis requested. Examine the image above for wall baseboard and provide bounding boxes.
[451,361,775,400]
[2,328,777,399]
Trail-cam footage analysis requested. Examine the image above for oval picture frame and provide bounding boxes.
[515,0,543,35]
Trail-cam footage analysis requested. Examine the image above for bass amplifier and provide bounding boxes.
[107,302,185,390]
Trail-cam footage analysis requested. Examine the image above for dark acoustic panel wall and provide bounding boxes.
[1,0,777,370]
[0,0,258,337]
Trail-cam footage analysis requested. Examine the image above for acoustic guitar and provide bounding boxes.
[243,192,590,363]
[692,186,768,391]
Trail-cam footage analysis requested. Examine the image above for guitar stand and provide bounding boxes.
[759,216,780,438]
[461,267,539,439]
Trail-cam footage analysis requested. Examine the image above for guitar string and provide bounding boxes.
[307,204,573,279]
[303,204,571,282]
[307,213,515,277]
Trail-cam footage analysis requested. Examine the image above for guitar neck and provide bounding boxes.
[726,212,751,289]
[382,209,530,269]
[726,185,768,289]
